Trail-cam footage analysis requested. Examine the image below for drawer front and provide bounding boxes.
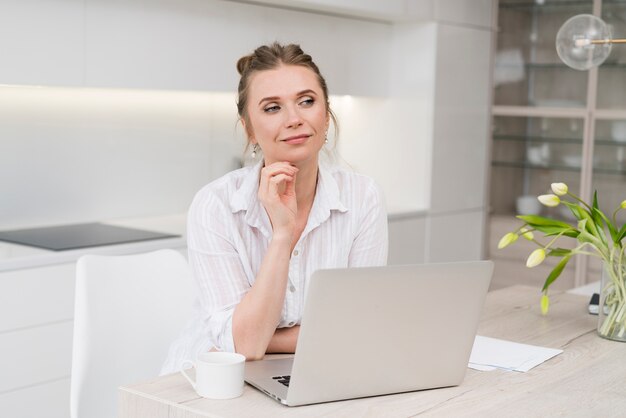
[0,321,73,393]
[0,263,76,333]
[0,378,70,418]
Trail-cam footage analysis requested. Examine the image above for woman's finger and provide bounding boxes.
[260,163,298,197]
[283,170,297,197]
[266,174,294,199]
[262,165,298,181]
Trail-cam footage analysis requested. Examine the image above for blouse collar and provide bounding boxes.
[229,159,348,238]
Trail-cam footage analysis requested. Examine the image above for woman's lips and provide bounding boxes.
[282,134,310,145]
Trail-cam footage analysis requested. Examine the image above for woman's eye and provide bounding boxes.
[263,105,280,113]
[299,98,314,107]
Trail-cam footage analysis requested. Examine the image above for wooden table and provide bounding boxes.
[119,286,626,417]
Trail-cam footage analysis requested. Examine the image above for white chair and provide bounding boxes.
[70,249,193,418]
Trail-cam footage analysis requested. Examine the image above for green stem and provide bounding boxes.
[566,191,593,212]
[599,249,626,339]
[612,207,620,227]
[545,231,567,249]
[516,225,535,240]
[572,250,602,258]
[577,238,610,262]
[612,249,626,305]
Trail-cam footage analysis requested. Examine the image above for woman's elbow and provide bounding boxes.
[232,321,269,360]
[233,337,266,361]
[245,352,266,361]
[237,346,266,361]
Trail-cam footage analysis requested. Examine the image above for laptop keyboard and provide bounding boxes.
[272,375,290,387]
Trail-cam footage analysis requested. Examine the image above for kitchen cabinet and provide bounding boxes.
[0,0,391,96]
[222,0,494,28]
[388,213,427,265]
[221,0,409,21]
[387,210,489,266]
[0,0,495,97]
[0,322,74,394]
[427,210,486,263]
[0,263,76,333]
[489,0,626,288]
[0,263,75,418]
[82,0,391,96]
[0,379,70,418]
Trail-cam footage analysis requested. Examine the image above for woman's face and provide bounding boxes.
[244,64,329,167]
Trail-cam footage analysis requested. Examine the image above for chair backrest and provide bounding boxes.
[70,249,193,418]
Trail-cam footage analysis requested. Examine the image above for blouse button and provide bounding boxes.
[288,321,295,326]
[289,284,296,292]
[293,250,299,256]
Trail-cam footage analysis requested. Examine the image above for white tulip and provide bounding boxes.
[551,183,568,196]
[526,248,546,268]
[538,194,560,207]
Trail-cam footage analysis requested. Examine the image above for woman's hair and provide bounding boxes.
[236,42,338,148]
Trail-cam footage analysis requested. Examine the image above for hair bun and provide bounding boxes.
[236,55,255,75]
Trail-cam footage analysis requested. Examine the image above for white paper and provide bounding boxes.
[467,362,497,372]
[468,335,563,373]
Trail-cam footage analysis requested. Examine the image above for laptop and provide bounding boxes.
[244,260,494,406]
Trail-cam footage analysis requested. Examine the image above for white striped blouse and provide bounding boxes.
[161,160,388,374]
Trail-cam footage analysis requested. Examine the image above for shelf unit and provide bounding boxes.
[489,0,626,288]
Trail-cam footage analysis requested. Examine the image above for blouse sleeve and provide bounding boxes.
[348,181,389,267]
[186,191,250,353]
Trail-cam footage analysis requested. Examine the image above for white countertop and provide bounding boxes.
[0,213,187,272]
[387,208,427,220]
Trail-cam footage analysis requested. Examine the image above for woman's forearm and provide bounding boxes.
[232,232,292,360]
[266,326,300,354]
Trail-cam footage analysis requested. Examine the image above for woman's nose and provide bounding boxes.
[284,105,303,128]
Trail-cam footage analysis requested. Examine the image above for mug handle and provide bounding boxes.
[180,360,196,390]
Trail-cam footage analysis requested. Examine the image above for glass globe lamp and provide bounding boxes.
[556,14,626,71]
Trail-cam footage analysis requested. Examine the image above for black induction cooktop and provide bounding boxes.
[0,223,180,251]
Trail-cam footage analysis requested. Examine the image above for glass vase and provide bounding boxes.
[598,261,626,342]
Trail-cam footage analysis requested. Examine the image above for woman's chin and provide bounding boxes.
[267,149,321,166]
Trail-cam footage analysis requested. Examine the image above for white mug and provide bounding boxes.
[181,352,246,399]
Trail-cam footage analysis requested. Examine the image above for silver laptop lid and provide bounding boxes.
[286,261,493,406]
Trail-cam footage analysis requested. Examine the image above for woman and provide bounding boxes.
[162,43,387,372]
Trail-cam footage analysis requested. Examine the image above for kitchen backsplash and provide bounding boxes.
[0,85,429,229]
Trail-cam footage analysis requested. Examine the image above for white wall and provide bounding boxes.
[333,95,432,213]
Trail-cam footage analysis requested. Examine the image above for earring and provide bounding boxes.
[251,144,258,158]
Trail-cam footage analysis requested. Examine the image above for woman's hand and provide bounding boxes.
[258,162,298,237]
